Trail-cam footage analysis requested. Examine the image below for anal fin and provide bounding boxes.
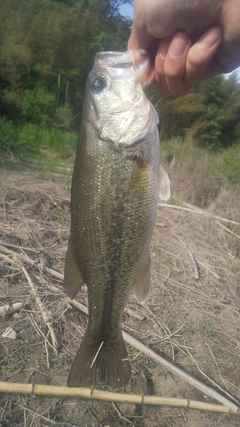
[132,252,151,304]
[64,237,84,299]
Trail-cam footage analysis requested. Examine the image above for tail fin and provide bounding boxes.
[67,332,131,388]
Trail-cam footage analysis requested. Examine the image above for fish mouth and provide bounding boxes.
[95,50,149,75]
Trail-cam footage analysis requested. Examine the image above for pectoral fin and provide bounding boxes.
[158,165,170,201]
[132,253,151,304]
[64,238,84,299]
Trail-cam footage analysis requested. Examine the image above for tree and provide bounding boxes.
[0,0,131,129]
[158,74,240,149]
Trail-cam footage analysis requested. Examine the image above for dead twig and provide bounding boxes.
[21,265,58,356]
[214,221,240,241]
[0,240,40,253]
[158,203,240,226]
[111,402,132,424]
[176,235,200,280]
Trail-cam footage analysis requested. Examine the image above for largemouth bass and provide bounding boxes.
[64,50,170,388]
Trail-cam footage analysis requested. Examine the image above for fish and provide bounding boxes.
[64,50,170,388]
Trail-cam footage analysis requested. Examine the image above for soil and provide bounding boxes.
[0,157,240,427]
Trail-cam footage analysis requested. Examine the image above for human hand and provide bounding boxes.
[128,0,240,96]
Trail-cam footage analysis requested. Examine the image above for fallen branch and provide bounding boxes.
[0,244,35,266]
[158,203,240,226]
[0,240,40,253]
[21,266,58,355]
[0,381,239,414]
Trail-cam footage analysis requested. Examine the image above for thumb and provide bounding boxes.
[128,24,154,50]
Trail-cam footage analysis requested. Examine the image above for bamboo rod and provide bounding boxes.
[0,381,239,414]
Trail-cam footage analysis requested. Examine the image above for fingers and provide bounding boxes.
[155,31,192,96]
[153,26,222,96]
[128,24,153,51]
[129,19,222,97]
[186,26,222,84]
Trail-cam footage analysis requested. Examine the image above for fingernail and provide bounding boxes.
[169,31,189,58]
[158,39,170,59]
[200,27,222,48]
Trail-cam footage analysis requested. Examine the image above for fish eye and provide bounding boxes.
[92,76,107,93]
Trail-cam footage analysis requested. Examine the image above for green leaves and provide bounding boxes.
[0,0,131,131]
[158,74,240,149]
[20,87,57,127]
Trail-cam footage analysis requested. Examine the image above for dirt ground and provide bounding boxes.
[0,156,240,427]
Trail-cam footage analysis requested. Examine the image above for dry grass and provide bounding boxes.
[0,159,240,427]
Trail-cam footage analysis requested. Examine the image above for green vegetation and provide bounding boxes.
[0,117,77,157]
[0,0,132,160]
[222,143,240,182]
[158,73,240,149]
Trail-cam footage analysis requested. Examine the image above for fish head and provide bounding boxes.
[85,50,156,148]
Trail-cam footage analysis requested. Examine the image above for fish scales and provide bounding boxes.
[72,134,158,331]
[64,50,170,388]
